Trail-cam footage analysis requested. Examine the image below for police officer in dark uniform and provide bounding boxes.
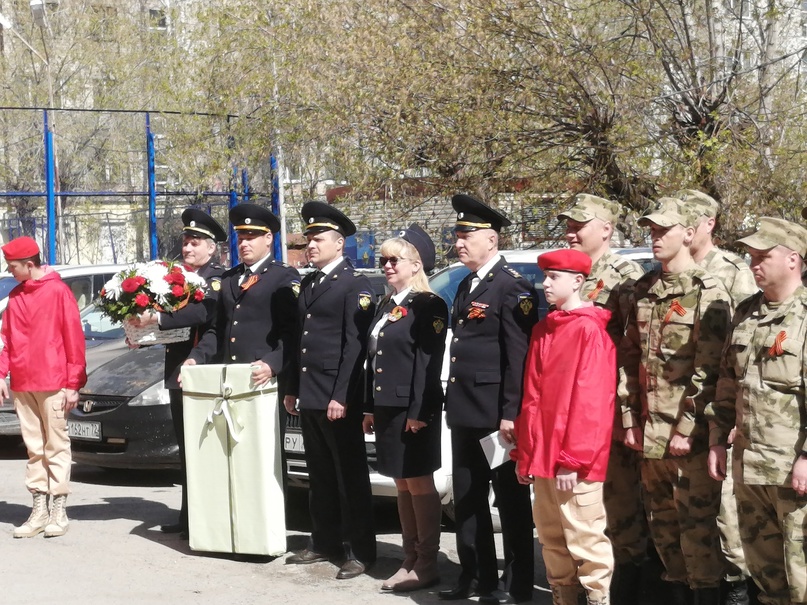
[283,201,377,580]
[131,208,227,535]
[186,203,300,390]
[439,195,538,603]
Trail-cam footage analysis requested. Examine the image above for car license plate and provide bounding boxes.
[284,432,305,453]
[68,420,101,441]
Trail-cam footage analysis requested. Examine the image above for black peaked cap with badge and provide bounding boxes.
[301,201,357,237]
[229,203,281,234]
[452,194,512,232]
[400,223,436,273]
[182,208,228,242]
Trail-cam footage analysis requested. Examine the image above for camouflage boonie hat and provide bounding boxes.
[557,194,620,223]
[675,189,720,218]
[737,217,807,257]
[638,197,699,228]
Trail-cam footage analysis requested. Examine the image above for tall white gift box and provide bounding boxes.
[181,363,286,556]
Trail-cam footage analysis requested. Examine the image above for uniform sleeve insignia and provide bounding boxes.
[358,291,372,311]
[517,293,533,316]
[433,317,445,334]
[587,279,605,300]
[210,279,221,292]
[768,330,787,357]
[291,280,301,298]
[663,299,687,323]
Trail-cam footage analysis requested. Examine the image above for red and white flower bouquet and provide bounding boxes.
[99,260,207,344]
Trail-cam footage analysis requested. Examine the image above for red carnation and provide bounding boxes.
[171,265,183,274]
[121,277,143,293]
[171,285,185,297]
[134,293,150,307]
[193,289,205,302]
[164,272,185,286]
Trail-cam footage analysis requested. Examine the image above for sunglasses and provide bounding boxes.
[379,256,411,267]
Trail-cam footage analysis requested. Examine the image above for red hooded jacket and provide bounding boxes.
[0,268,87,392]
[512,305,615,482]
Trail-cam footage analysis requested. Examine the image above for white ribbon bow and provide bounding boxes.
[206,380,242,443]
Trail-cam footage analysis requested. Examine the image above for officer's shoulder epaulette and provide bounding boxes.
[209,262,223,270]
[270,259,291,268]
[720,252,747,271]
[502,265,522,279]
[222,266,240,278]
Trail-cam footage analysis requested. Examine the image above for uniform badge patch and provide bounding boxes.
[291,280,301,297]
[518,293,533,316]
[210,279,221,292]
[433,317,445,334]
[358,291,372,311]
[389,306,407,322]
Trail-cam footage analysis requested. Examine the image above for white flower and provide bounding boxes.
[185,270,206,288]
[142,263,170,296]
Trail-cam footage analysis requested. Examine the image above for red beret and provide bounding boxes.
[537,249,592,276]
[2,236,40,261]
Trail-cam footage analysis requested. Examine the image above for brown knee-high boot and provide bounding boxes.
[394,491,442,592]
[381,490,418,591]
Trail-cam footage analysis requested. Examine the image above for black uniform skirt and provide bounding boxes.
[374,406,441,479]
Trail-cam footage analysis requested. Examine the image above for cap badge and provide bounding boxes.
[399,230,406,237]
[245,218,252,225]
[458,212,464,219]
[308,217,314,224]
[189,221,196,227]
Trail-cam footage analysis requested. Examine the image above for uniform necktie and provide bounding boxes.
[468,274,481,294]
[239,266,252,286]
[311,270,323,289]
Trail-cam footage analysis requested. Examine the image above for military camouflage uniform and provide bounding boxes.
[698,246,758,584]
[584,252,649,566]
[707,287,807,605]
[620,265,731,589]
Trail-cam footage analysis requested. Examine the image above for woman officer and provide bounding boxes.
[363,224,448,593]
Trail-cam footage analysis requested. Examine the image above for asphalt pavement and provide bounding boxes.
[0,437,666,605]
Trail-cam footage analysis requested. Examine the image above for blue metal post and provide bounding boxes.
[43,110,56,263]
[241,168,250,203]
[146,113,158,260]
[270,155,282,260]
[229,165,238,264]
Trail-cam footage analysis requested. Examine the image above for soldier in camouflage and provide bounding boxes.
[706,217,807,605]
[558,194,648,605]
[679,189,758,605]
[620,197,731,605]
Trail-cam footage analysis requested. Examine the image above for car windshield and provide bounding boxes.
[0,276,19,299]
[81,303,125,341]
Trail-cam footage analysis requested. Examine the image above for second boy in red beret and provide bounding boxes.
[512,248,615,605]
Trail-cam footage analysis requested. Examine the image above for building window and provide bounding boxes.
[149,9,167,31]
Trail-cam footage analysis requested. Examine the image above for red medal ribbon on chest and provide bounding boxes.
[663,299,687,323]
[587,279,605,301]
[768,330,787,357]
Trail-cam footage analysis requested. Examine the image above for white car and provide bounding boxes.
[284,247,655,518]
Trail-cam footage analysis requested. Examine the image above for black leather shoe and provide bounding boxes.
[439,581,480,600]
[336,559,367,579]
[286,549,329,565]
[160,523,187,534]
[507,592,533,604]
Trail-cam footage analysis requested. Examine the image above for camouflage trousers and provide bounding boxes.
[735,483,807,605]
[604,439,648,565]
[717,455,749,581]
[640,452,724,588]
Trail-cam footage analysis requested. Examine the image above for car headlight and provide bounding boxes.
[127,380,169,406]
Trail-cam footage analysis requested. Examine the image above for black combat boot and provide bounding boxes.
[668,582,695,605]
[611,562,642,605]
[720,579,750,605]
[694,586,720,605]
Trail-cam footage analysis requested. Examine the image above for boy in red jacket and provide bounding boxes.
[0,237,86,538]
[512,249,616,605]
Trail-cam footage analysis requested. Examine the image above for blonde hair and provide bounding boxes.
[380,237,433,293]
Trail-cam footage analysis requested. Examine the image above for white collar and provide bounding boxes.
[245,252,272,273]
[474,254,502,281]
[391,287,412,305]
[318,256,344,277]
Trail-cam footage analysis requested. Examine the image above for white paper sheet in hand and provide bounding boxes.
[479,430,515,468]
